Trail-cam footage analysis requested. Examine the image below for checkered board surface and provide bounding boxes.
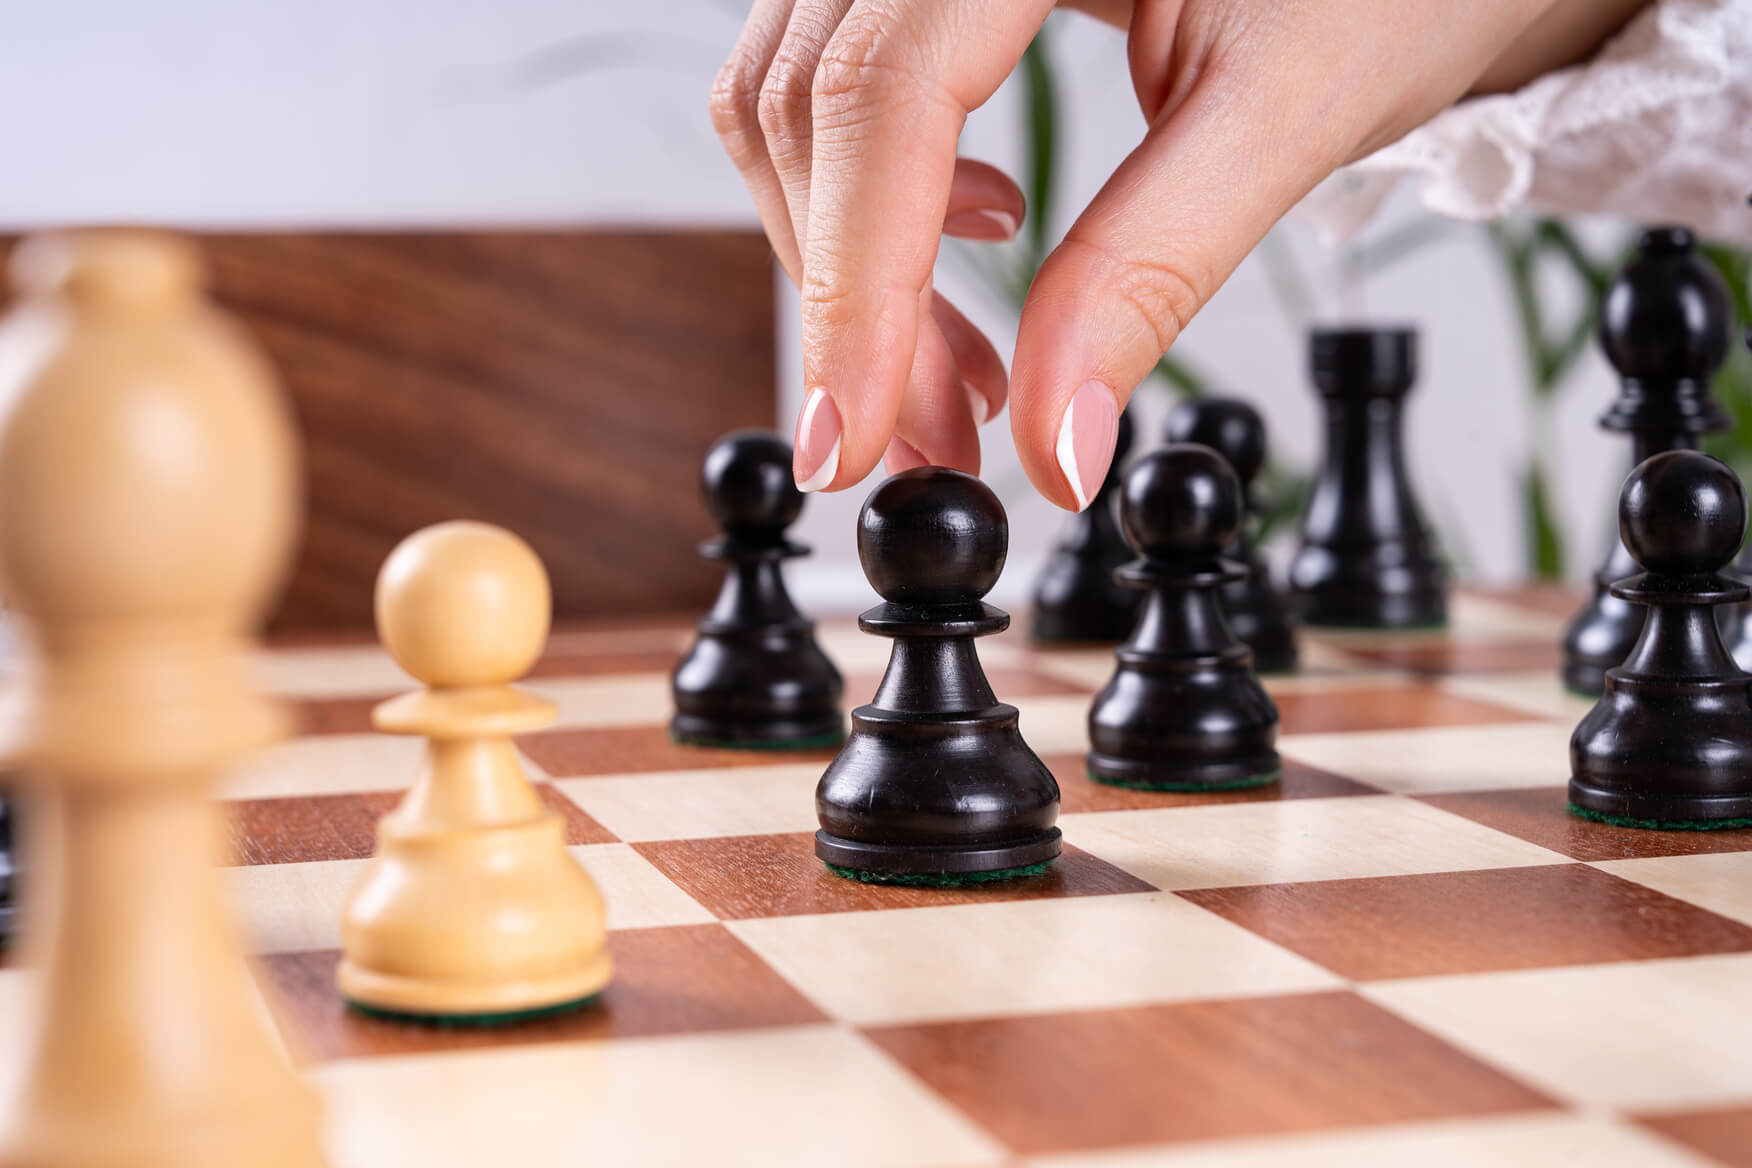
[20,587,1752,1167]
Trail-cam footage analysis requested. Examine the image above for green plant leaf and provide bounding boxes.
[1020,34,1058,269]
[1521,462,1565,580]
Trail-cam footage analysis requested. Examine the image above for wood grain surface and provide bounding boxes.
[1,231,779,630]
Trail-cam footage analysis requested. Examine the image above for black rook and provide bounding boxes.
[1289,327,1446,629]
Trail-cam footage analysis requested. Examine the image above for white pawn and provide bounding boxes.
[339,521,612,1021]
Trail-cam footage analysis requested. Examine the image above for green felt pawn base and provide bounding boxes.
[344,991,602,1029]
[824,861,1053,887]
[1567,803,1752,833]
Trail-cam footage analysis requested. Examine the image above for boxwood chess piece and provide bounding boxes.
[1087,445,1281,791]
[1570,450,1752,829]
[1563,227,1733,696]
[339,522,613,1023]
[0,230,324,1167]
[1289,327,1447,628]
[1032,407,1138,642]
[671,430,844,749]
[1165,397,1298,672]
[816,468,1061,884]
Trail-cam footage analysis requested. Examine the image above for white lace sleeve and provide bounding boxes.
[1295,0,1752,242]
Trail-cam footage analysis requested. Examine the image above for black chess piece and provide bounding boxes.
[815,467,1061,882]
[1032,407,1138,642]
[1563,227,1733,696]
[1288,327,1447,628]
[1164,397,1299,672]
[1086,445,1281,790]
[671,430,844,749]
[1570,450,1752,828]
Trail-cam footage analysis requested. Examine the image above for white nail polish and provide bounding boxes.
[978,209,1018,240]
[797,435,840,493]
[1056,399,1090,512]
[966,382,992,425]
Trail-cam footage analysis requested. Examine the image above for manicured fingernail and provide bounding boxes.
[884,436,929,474]
[943,208,1018,242]
[794,387,842,492]
[1055,380,1119,511]
[965,381,993,425]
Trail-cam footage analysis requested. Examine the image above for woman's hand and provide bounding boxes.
[711,0,1623,509]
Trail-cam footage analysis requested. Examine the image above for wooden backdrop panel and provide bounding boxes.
[189,231,777,631]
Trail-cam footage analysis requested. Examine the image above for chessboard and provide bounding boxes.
[12,586,1752,1168]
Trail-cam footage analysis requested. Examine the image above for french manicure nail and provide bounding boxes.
[884,436,929,474]
[1055,380,1119,511]
[794,387,842,492]
[943,208,1019,242]
[965,381,993,425]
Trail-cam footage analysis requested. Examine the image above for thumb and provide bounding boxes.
[1008,74,1335,511]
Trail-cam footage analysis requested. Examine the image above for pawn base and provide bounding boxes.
[670,712,845,752]
[814,828,1061,881]
[1567,781,1752,830]
[1561,664,1608,698]
[1086,751,1281,793]
[1244,639,1299,675]
[336,951,613,1026]
[344,990,603,1029]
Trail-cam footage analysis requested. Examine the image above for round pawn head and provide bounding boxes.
[858,467,1006,605]
[1120,444,1243,561]
[1163,397,1266,486]
[1620,450,1746,576]
[701,430,804,544]
[1601,227,1732,386]
[376,521,551,687]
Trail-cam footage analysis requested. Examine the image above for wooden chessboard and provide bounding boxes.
[14,587,1752,1167]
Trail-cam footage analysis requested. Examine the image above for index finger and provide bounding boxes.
[792,0,1052,492]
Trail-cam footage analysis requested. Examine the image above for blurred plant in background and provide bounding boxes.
[953,28,1752,581]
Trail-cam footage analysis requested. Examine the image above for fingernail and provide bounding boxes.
[794,387,842,492]
[965,381,994,425]
[884,436,929,474]
[1055,380,1119,511]
[943,208,1019,241]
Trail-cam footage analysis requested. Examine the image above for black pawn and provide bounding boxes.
[1563,227,1733,695]
[815,468,1061,882]
[1289,327,1447,628]
[1164,398,1299,672]
[1570,450,1752,827]
[1032,408,1138,642]
[671,430,844,749]
[1086,445,1281,790]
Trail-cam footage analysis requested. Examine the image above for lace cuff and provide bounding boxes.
[1295,0,1752,242]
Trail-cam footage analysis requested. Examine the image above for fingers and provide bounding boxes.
[1010,69,1317,511]
[884,288,981,476]
[931,291,1007,424]
[709,0,804,277]
[757,0,857,256]
[943,161,1025,241]
[795,0,1055,491]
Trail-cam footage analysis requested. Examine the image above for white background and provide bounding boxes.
[0,0,1639,607]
